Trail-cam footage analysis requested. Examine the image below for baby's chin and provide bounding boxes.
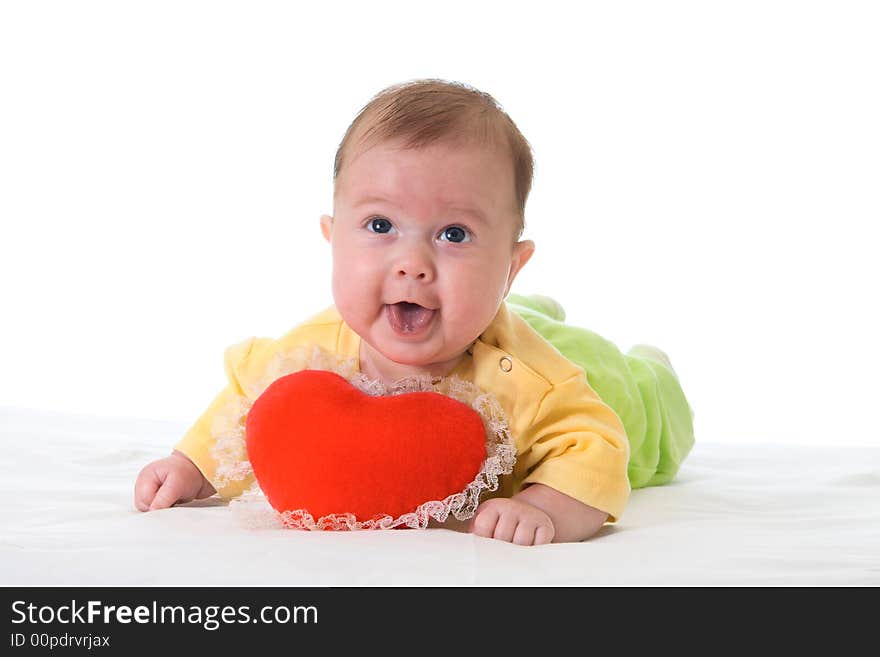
[368,340,453,367]
[361,331,470,375]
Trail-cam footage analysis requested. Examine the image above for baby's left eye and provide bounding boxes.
[438,225,472,243]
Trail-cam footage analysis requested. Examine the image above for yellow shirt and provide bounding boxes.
[175,302,631,521]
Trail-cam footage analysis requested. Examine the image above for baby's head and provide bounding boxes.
[320,79,536,381]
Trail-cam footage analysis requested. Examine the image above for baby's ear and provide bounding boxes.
[320,214,334,242]
[504,239,535,297]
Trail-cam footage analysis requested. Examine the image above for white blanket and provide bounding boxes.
[2,407,877,586]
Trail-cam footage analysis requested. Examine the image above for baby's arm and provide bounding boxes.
[134,450,216,511]
[470,484,608,545]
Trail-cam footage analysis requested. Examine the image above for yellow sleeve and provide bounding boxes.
[520,371,631,522]
[174,336,274,498]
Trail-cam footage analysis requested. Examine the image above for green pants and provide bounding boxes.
[507,293,695,488]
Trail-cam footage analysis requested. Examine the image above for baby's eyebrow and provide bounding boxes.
[354,195,489,224]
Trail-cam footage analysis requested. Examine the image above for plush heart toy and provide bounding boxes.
[245,369,488,525]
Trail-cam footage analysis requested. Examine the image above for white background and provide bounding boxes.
[2,1,877,446]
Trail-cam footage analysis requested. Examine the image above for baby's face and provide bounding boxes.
[321,137,534,379]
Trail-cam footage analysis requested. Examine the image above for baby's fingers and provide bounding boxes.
[149,472,187,511]
[471,505,501,539]
[134,466,162,512]
[534,525,554,546]
[491,512,519,543]
[512,522,537,546]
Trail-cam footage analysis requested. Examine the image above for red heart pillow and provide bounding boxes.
[245,370,487,526]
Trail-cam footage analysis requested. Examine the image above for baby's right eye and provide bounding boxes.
[366,217,394,234]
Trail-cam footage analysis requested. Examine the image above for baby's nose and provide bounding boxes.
[394,246,435,281]
[396,263,432,280]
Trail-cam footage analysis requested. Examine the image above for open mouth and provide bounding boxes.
[385,302,437,335]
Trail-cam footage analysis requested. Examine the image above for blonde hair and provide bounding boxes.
[333,79,534,241]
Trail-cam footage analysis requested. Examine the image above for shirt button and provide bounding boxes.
[499,356,513,372]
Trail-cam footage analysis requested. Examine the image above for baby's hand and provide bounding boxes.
[134,451,216,511]
[470,497,555,546]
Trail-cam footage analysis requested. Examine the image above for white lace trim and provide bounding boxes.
[210,344,516,530]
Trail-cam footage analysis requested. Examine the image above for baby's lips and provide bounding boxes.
[387,298,438,310]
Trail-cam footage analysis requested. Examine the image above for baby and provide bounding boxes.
[134,79,694,545]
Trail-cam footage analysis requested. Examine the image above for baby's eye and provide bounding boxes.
[366,217,394,234]
[438,225,472,244]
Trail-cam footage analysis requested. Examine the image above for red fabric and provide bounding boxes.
[246,370,487,522]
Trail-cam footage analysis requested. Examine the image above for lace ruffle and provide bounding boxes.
[210,344,516,530]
